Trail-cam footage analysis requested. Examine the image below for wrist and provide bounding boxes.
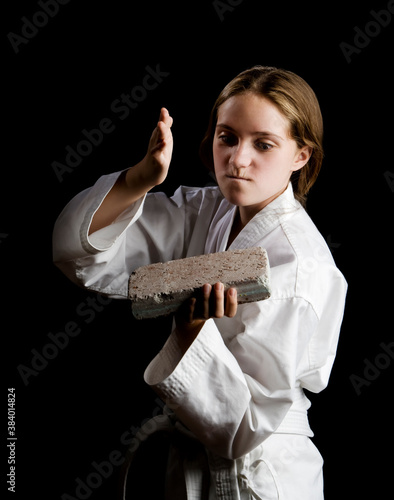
[124,159,155,193]
[175,319,206,355]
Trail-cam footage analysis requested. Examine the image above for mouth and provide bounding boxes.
[226,175,251,182]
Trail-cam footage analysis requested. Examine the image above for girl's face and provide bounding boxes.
[213,93,310,222]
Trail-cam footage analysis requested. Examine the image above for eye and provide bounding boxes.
[256,141,273,151]
[218,134,237,146]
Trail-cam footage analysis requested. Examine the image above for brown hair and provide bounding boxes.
[199,65,324,207]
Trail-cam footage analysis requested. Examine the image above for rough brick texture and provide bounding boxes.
[128,247,271,319]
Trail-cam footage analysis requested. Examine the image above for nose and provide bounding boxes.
[230,142,252,171]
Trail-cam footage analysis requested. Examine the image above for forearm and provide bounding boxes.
[88,161,154,235]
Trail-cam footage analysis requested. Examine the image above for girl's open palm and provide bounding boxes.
[144,107,173,186]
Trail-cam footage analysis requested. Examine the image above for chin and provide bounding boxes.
[221,190,250,207]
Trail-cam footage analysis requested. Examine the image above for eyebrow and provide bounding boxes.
[216,123,284,141]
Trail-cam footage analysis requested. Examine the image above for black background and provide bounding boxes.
[4,1,394,499]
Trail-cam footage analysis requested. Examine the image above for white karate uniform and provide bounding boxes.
[53,171,347,499]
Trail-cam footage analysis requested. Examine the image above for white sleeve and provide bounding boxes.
[144,298,315,460]
[53,171,143,258]
[52,171,185,298]
[144,269,347,460]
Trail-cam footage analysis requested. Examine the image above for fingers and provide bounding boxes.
[156,120,172,143]
[202,283,212,319]
[201,283,237,319]
[157,108,173,139]
[176,282,237,331]
[213,283,225,318]
[159,107,173,128]
[225,287,238,318]
[151,108,173,154]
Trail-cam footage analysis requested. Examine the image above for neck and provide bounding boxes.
[238,183,289,226]
[226,210,244,249]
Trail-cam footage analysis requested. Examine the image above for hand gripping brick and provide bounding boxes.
[128,247,271,319]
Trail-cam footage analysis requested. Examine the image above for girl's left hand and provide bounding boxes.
[175,283,237,353]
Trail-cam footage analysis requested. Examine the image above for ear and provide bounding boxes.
[292,146,312,172]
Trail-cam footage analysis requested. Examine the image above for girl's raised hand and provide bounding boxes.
[89,108,173,234]
[142,107,174,187]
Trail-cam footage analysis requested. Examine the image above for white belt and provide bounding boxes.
[275,409,314,436]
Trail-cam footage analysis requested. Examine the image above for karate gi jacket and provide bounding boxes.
[53,171,347,499]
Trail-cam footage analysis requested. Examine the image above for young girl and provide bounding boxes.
[53,66,347,499]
